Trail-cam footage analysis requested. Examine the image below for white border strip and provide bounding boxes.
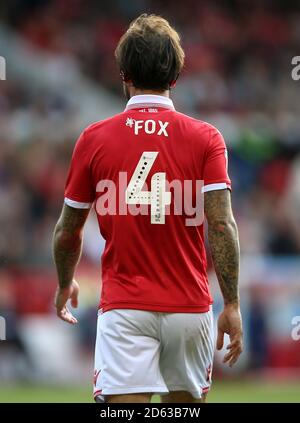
[202,182,230,193]
[101,385,169,395]
[125,94,175,111]
[64,197,92,209]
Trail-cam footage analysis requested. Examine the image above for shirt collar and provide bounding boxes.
[125,94,175,111]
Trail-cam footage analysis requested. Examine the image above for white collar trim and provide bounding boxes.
[125,95,175,111]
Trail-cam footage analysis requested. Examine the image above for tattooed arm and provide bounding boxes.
[205,189,239,305]
[205,189,243,366]
[53,204,90,324]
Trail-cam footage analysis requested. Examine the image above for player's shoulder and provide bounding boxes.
[173,110,222,139]
[82,112,125,137]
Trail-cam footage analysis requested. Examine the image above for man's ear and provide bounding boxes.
[169,73,179,88]
[120,70,131,83]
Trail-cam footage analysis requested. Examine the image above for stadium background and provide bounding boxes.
[0,0,300,402]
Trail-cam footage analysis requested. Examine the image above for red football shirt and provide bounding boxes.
[65,95,231,313]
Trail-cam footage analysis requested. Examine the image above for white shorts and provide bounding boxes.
[93,308,214,401]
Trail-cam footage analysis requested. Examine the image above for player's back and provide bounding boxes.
[65,95,231,313]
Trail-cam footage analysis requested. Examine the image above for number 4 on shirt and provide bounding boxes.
[125,152,171,224]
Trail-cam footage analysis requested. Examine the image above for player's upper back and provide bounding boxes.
[65,95,230,214]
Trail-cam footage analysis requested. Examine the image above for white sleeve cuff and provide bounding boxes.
[202,183,230,193]
[64,197,92,209]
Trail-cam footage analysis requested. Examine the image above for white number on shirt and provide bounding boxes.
[125,152,171,224]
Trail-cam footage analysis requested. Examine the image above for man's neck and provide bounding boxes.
[129,88,170,98]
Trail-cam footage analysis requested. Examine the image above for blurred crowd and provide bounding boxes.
[0,0,300,380]
[1,0,300,267]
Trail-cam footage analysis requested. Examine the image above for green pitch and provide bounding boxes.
[0,381,299,403]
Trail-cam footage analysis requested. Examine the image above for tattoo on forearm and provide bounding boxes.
[53,205,89,289]
[205,190,240,305]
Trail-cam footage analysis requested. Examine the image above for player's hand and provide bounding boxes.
[216,303,243,367]
[55,280,79,324]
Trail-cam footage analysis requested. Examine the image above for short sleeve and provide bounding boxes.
[64,130,95,209]
[202,127,231,193]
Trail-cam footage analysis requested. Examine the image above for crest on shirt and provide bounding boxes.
[126,117,135,128]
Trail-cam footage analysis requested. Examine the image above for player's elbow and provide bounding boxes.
[53,222,82,250]
[208,216,237,235]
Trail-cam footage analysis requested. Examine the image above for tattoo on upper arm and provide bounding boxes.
[205,190,240,305]
[58,204,90,234]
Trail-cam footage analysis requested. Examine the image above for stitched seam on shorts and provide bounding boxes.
[158,312,162,342]
[101,386,169,394]
[102,384,167,389]
[167,385,208,393]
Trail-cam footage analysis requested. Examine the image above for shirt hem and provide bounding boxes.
[64,197,92,209]
[202,182,231,193]
[99,302,212,314]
